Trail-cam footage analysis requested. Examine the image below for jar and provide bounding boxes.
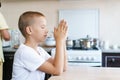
[11,29,20,48]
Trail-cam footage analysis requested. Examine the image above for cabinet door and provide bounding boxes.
[105,56,120,67]
[3,52,14,80]
[102,53,120,67]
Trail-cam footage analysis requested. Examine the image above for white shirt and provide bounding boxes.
[11,44,51,80]
[0,12,9,62]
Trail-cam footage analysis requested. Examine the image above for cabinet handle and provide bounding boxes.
[111,58,115,62]
[9,57,13,60]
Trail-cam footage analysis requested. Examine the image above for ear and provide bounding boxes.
[26,26,32,35]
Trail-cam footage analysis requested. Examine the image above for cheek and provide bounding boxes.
[33,27,46,37]
[34,28,42,34]
[37,30,44,38]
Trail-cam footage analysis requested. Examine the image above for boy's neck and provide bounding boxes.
[24,40,38,51]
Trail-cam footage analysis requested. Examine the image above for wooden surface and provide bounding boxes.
[49,66,120,80]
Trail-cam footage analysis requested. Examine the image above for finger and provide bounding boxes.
[64,25,68,34]
[54,27,57,33]
[58,20,63,28]
[53,27,56,36]
[62,21,67,30]
[58,19,65,30]
[61,20,67,32]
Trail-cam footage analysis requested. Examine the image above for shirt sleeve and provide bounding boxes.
[39,47,51,60]
[0,12,9,29]
[20,49,45,72]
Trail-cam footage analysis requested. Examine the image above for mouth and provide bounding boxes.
[44,35,47,38]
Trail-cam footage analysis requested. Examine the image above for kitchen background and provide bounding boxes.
[1,0,120,48]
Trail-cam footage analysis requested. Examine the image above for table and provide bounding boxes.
[48,66,120,80]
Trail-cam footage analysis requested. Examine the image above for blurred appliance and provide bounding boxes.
[51,48,102,67]
[45,37,55,47]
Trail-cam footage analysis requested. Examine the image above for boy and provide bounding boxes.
[11,11,68,80]
[0,2,10,80]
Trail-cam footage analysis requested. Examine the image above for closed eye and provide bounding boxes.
[41,26,46,29]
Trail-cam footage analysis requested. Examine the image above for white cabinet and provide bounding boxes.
[59,9,99,40]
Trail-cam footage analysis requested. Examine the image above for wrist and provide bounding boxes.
[56,39,64,43]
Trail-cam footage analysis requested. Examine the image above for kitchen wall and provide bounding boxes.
[1,0,120,47]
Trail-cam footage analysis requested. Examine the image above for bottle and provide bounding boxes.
[11,29,20,48]
[103,41,109,50]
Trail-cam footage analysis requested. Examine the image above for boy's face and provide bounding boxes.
[30,16,48,42]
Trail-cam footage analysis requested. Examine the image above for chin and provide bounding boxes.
[39,39,45,42]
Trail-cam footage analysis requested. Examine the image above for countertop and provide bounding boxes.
[3,47,17,52]
[49,66,120,80]
[102,49,120,53]
[3,46,120,53]
[3,46,55,53]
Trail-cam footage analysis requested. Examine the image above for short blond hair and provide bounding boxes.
[18,11,45,37]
